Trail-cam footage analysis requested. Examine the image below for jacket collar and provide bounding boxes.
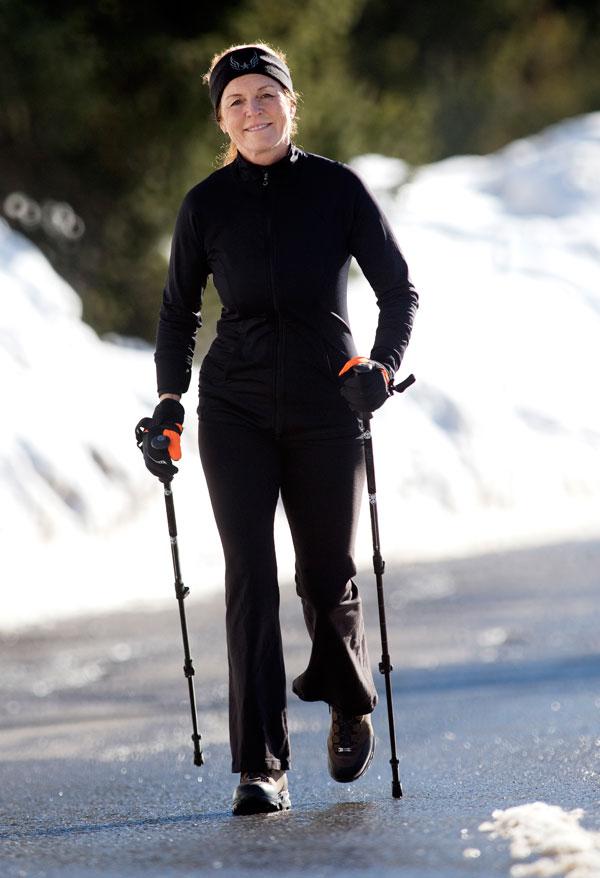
[234,143,301,184]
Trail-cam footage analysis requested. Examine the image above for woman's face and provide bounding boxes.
[219,73,295,166]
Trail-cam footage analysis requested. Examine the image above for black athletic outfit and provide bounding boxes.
[155,144,418,773]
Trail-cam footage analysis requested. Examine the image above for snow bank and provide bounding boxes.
[0,219,223,628]
[3,112,600,629]
[479,801,600,876]
[0,221,152,541]
[348,111,600,559]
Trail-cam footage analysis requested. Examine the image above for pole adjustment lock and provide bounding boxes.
[373,554,385,575]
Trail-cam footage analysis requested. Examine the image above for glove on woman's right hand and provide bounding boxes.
[135,398,184,482]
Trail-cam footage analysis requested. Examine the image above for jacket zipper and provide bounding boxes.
[263,170,285,436]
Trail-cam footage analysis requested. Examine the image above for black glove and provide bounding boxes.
[135,398,184,482]
[339,357,393,414]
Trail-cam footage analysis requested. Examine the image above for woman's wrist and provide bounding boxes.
[159,393,181,402]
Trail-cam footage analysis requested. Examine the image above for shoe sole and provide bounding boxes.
[232,785,291,816]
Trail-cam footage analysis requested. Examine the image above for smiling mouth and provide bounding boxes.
[245,123,271,132]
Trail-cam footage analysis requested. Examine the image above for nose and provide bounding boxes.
[246,96,263,115]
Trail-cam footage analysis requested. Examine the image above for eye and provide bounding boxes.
[229,98,243,107]
[259,93,275,99]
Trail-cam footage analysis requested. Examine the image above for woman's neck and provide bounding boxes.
[237,140,291,167]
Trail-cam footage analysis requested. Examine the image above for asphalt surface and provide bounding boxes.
[1,539,600,877]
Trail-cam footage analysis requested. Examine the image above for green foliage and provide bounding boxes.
[350,0,600,159]
[1,0,599,342]
[0,1,234,340]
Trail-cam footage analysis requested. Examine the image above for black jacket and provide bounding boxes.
[155,145,418,434]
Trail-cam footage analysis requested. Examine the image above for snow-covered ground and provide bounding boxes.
[2,112,600,630]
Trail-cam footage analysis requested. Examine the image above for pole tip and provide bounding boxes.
[392,779,403,798]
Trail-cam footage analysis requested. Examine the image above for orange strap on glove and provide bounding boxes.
[338,355,390,381]
[161,428,182,461]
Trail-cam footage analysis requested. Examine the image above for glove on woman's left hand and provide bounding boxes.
[339,359,393,414]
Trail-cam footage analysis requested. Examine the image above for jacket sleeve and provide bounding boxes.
[348,172,418,375]
[154,191,209,396]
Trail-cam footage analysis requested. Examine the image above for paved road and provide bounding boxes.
[2,540,600,877]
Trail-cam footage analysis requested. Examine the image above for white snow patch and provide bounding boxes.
[479,802,600,877]
[350,153,410,194]
[462,848,481,859]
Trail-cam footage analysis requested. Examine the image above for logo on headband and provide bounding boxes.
[230,51,260,72]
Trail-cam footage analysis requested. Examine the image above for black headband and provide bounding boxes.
[209,46,294,115]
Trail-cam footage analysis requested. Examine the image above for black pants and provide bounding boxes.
[198,419,378,774]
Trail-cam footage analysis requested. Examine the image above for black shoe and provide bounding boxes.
[232,770,291,816]
[327,709,375,783]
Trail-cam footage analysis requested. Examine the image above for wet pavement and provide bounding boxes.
[1,540,600,877]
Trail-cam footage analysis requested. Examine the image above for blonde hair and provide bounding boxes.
[203,42,299,166]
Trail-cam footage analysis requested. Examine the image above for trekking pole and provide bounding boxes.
[354,364,415,799]
[151,435,203,767]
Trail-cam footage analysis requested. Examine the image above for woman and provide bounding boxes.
[138,43,418,816]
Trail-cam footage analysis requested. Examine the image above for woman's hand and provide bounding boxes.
[135,398,185,482]
[339,357,393,415]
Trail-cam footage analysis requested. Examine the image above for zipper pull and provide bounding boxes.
[263,171,269,187]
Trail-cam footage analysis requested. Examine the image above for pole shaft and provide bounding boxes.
[163,483,204,766]
[360,416,402,798]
